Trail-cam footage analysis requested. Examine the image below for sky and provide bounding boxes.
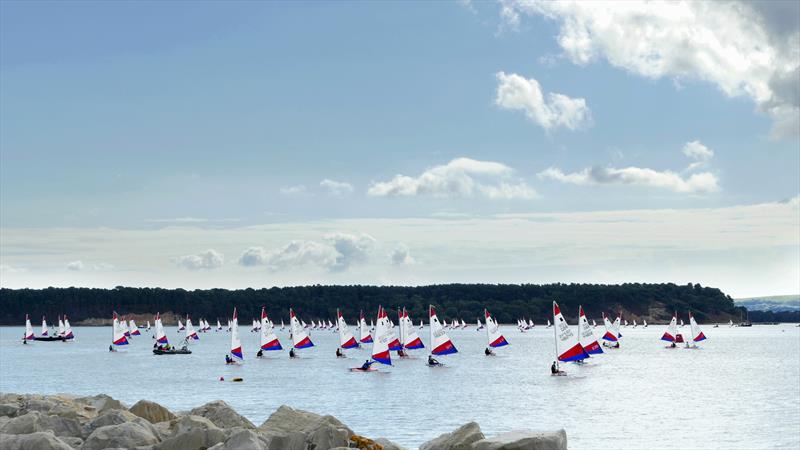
[0,0,798,297]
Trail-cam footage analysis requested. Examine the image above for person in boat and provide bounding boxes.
[257,349,263,358]
[153,342,158,349]
[670,341,676,348]
[335,348,343,358]
[289,348,296,358]
[109,345,114,352]
[22,339,27,345]
[485,347,494,356]
[225,354,233,364]
[427,355,440,366]
[397,348,407,357]
[360,360,374,370]
[551,361,559,374]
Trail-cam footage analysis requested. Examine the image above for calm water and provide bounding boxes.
[1,324,799,449]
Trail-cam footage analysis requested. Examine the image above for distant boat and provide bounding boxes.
[729,319,734,327]
[552,301,589,374]
[185,316,199,341]
[358,310,373,344]
[612,313,622,338]
[661,312,678,346]
[24,314,35,341]
[112,312,129,348]
[62,316,74,340]
[337,308,359,353]
[41,316,48,337]
[601,313,619,347]
[643,319,648,328]
[387,311,402,352]
[145,320,151,331]
[429,305,457,358]
[177,319,185,331]
[528,319,534,329]
[259,307,282,353]
[229,307,244,364]
[370,306,392,367]
[680,318,685,328]
[280,319,285,331]
[632,319,637,328]
[461,319,467,329]
[130,319,141,336]
[476,318,484,331]
[57,316,65,338]
[485,309,508,353]
[419,319,423,330]
[122,318,131,337]
[290,308,314,351]
[400,307,424,352]
[688,312,707,347]
[592,319,597,328]
[154,312,169,345]
[546,319,552,328]
[577,306,602,355]
[217,320,222,331]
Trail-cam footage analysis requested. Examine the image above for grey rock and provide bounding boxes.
[375,437,408,450]
[130,400,176,424]
[188,401,254,430]
[82,421,160,450]
[419,422,484,450]
[0,404,20,417]
[59,436,83,449]
[0,431,74,450]
[0,411,80,437]
[75,394,125,414]
[156,415,227,450]
[82,409,139,438]
[213,429,269,450]
[258,405,353,450]
[470,429,567,450]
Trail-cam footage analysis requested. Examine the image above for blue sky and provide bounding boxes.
[1,1,798,296]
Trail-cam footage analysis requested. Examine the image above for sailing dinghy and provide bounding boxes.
[399,307,424,355]
[177,319,185,331]
[24,315,35,342]
[130,319,141,336]
[688,312,707,347]
[228,308,243,363]
[358,310,373,344]
[41,316,48,336]
[352,306,390,371]
[601,313,619,348]
[429,305,457,365]
[485,309,508,355]
[337,309,359,355]
[111,312,129,349]
[552,301,589,375]
[185,316,199,341]
[258,307,283,355]
[577,306,602,355]
[289,308,314,357]
[661,312,678,347]
[62,316,74,340]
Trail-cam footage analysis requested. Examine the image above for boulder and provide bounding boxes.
[258,405,353,450]
[0,404,20,417]
[82,421,160,450]
[130,400,175,424]
[188,401,254,430]
[211,429,269,450]
[82,409,139,438]
[0,431,74,450]
[0,411,81,438]
[58,436,83,449]
[74,394,125,414]
[419,422,485,450]
[156,415,228,450]
[375,437,408,450]
[470,430,567,450]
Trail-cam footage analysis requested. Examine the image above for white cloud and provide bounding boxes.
[538,166,719,194]
[66,260,84,271]
[682,141,714,161]
[502,0,800,138]
[495,71,591,131]
[238,232,376,272]
[279,185,308,196]
[320,179,354,196]
[390,244,414,265]
[367,157,537,200]
[146,217,240,224]
[172,249,224,270]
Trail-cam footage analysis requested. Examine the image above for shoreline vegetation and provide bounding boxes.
[0,393,566,450]
[0,283,743,326]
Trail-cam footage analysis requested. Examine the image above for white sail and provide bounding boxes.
[185,316,198,340]
[63,316,74,339]
[112,312,128,346]
[24,314,34,340]
[217,320,222,331]
[661,312,678,342]
[177,319,185,331]
[612,314,622,337]
[290,309,314,349]
[689,312,707,344]
[371,306,391,365]
[577,306,601,354]
[359,311,372,343]
[41,316,48,336]
[337,309,358,349]
[155,313,168,344]
[430,306,457,355]
[485,309,508,349]
[230,308,243,361]
[57,317,65,337]
[553,301,588,365]
[259,307,282,351]
[401,308,424,349]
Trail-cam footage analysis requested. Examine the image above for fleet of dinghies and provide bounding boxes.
[22,304,715,375]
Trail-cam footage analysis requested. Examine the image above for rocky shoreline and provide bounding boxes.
[0,393,566,449]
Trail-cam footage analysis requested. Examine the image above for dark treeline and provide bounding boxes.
[0,283,741,325]
[749,310,800,323]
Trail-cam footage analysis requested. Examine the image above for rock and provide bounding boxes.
[0,431,74,450]
[258,405,353,450]
[82,409,139,438]
[74,394,125,414]
[188,401,254,430]
[419,422,485,450]
[156,415,227,450]
[0,404,20,417]
[130,400,175,424]
[375,437,408,450]
[82,421,160,450]
[470,430,567,450]
[211,429,269,450]
[58,436,83,449]
[0,411,81,438]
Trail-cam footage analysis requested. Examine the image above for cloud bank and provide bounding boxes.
[239,232,376,272]
[172,249,224,270]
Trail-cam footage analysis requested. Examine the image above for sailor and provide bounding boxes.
[335,348,343,358]
[225,354,233,364]
[428,355,440,366]
[257,349,263,358]
[551,361,560,374]
[485,347,494,356]
[360,360,373,370]
[289,348,296,358]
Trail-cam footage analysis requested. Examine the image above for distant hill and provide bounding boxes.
[0,283,742,326]
[735,295,800,312]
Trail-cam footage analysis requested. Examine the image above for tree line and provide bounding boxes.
[0,283,743,325]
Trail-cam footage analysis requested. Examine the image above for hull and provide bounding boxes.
[33,336,65,342]
[153,348,192,355]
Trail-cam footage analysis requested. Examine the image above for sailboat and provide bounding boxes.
[177,319,185,331]
[185,316,199,341]
[400,307,424,353]
[57,316,65,338]
[528,319,534,329]
[592,319,597,328]
[429,305,457,363]
[146,320,151,331]
[419,319,423,330]
[387,311,402,352]
[41,316,49,336]
[728,319,734,327]
[577,306,602,355]
[546,319,552,328]
[258,307,283,354]
[62,316,74,340]
[680,318,685,328]
[289,309,314,354]
[216,319,222,331]
[122,317,131,337]
[130,319,141,336]
[643,319,648,328]
[485,309,508,354]
[111,312,129,349]
[228,307,243,363]
[632,319,637,328]
[358,310,373,343]
[361,306,391,370]
[24,314,35,341]
[661,312,678,347]
[688,312,707,347]
[336,309,359,354]
[476,318,484,331]
[601,313,619,347]
[280,319,285,331]
[552,301,589,374]
[154,313,169,345]
[612,313,623,338]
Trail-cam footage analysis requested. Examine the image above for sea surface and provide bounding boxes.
[1,324,799,449]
